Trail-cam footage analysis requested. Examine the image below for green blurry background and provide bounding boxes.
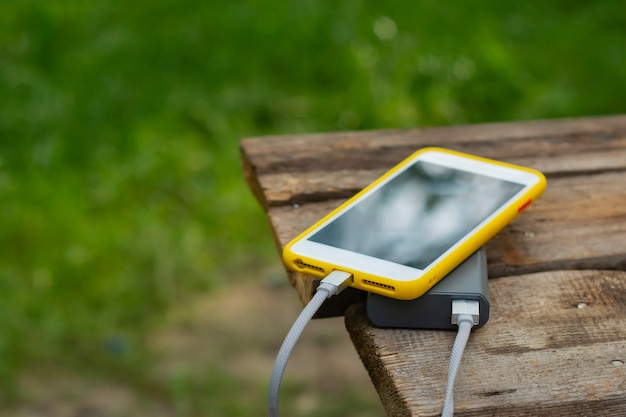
[1,1,625,416]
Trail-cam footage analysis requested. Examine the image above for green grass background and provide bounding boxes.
[1,0,626,415]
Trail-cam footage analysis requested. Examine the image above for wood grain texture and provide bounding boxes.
[241,115,626,209]
[240,115,626,314]
[345,270,626,417]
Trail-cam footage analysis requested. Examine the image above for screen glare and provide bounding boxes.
[309,160,524,269]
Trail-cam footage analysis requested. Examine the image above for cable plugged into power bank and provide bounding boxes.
[268,270,352,417]
[367,248,489,416]
[442,299,479,417]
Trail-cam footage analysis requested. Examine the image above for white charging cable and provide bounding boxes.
[268,276,478,417]
[268,270,352,417]
[442,299,479,417]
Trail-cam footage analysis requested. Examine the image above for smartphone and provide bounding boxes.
[282,147,546,300]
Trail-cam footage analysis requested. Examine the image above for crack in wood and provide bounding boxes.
[477,388,518,397]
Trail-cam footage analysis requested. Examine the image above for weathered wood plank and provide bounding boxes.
[249,145,626,208]
[241,115,626,209]
[345,270,626,417]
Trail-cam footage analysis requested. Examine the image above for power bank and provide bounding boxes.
[366,248,489,330]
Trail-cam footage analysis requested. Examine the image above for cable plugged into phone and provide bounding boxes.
[268,270,352,417]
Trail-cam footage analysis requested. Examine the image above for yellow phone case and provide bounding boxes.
[283,147,547,300]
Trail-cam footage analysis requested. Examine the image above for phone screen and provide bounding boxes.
[308,160,524,269]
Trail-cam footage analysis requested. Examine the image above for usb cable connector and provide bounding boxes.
[451,299,480,326]
[318,270,353,296]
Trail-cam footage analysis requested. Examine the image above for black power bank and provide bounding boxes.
[366,248,489,330]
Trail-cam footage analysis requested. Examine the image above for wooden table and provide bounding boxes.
[240,115,626,416]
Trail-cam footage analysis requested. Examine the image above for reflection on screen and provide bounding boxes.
[309,160,524,269]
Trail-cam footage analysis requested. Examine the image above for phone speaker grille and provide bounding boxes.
[294,259,325,274]
[362,279,396,292]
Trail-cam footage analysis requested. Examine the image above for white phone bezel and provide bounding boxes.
[288,149,543,282]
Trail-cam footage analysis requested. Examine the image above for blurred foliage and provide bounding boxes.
[1,0,626,414]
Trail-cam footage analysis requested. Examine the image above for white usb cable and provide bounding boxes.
[442,299,480,417]
[268,270,352,417]
[268,277,478,417]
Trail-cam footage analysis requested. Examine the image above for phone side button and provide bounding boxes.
[517,199,533,213]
